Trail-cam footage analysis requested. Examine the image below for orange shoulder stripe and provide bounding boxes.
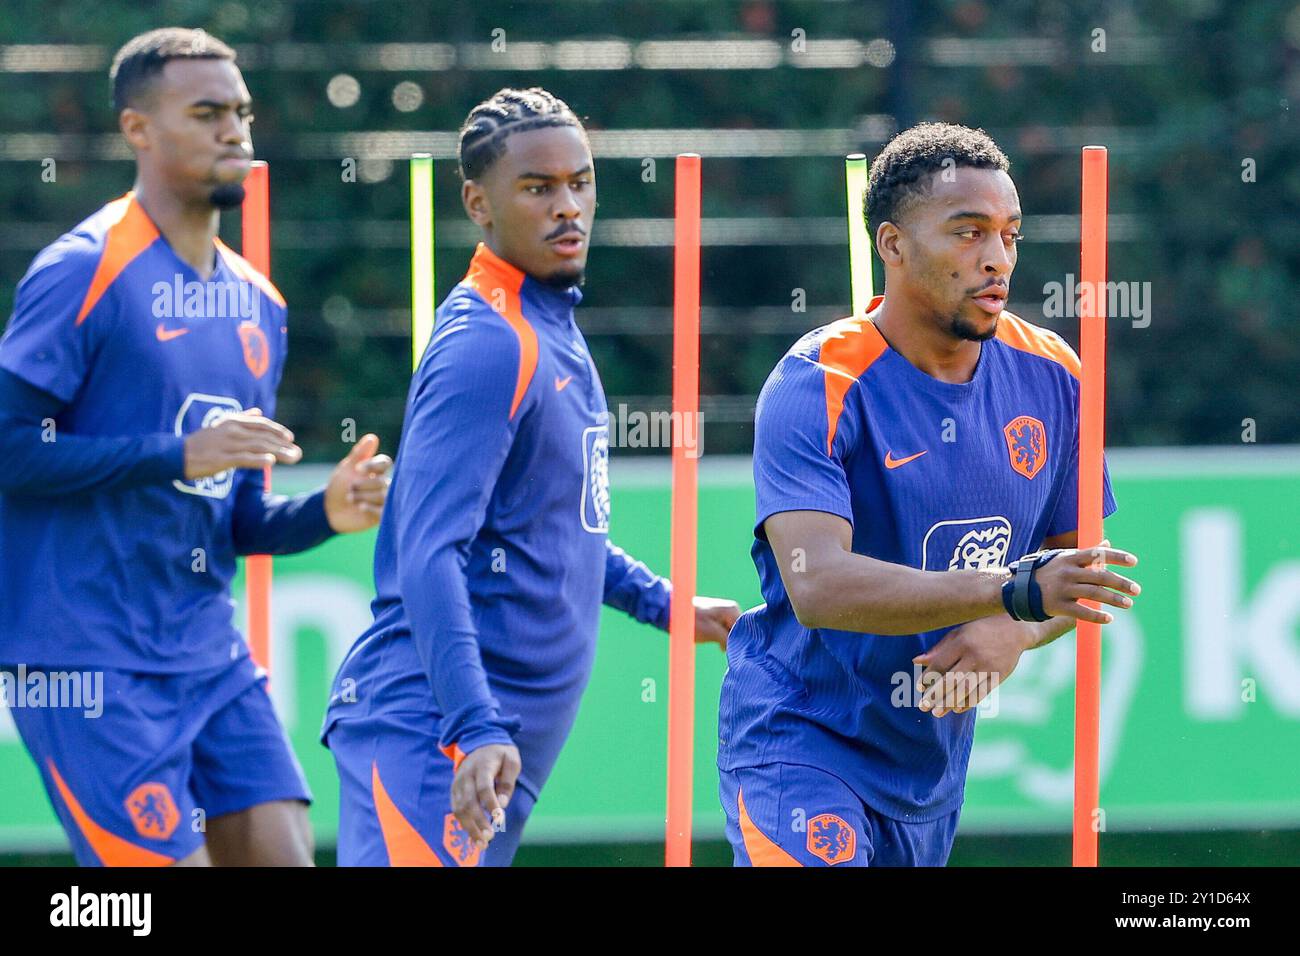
[462,243,536,420]
[46,759,174,867]
[737,788,801,866]
[817,302,889,457]
[75,194,159,326]
[214,238,287,308]
[371,763,443,867]
[994,312,1081,378]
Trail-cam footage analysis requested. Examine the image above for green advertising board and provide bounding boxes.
[1,448,1297,851]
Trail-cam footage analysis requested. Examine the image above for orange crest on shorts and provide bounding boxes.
[125,782,179,841]
[238,322,270,379]
[807,813,856,865]
[443,811,483,867]
[1003,415,1048,479]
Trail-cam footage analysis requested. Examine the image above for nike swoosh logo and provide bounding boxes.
[884,449,928,469]
[155,324,189,342]
[555,375,573,391]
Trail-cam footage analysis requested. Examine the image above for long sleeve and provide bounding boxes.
[394,311,527,754]
[0,239,187,496]
[0,368,185,497]
[230,469,336,556]
[603,539,673,631]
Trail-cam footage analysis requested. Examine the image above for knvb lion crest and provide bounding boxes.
[442,811,482,867]
[238,322,270,379]
[1003,415,1047,479]
[806,813,856,865]
[125,782,179,841]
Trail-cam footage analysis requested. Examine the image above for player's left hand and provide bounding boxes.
[911,616,1038,718]
[694,595,741,650]
[324,434,393,533]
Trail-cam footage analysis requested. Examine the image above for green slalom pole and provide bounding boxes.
[845,153,874,315]
[410,153,435,370]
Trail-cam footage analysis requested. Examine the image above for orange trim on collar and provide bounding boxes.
[461,243,537,419]
[215,238,287,308]
[461,242,527,293]
[75,193,160,326]
[818,296,889,457]
[994,312,1081,378]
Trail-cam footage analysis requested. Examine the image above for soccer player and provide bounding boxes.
[0,28,391,866]
[716,123,1142,866]
[322,88,740,867]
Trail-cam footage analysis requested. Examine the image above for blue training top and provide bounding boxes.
[323,242,672,800]
[718,298,1117,822]
[0,193,331,673]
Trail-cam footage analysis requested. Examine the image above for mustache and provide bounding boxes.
[545,223,586,240]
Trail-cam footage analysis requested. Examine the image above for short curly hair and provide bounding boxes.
[865,123,1010,229]
[457,87,588,181]
[110,28,236,114]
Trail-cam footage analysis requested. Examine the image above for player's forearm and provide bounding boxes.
[231,483,335,555]
[792,549,1010,634]
[394,497,513,747]
[1024,614,1075,650]
[602,540,673,630]
[0,417,184,496]
[0,368,184,496]
[422,628,521,753]
[398,549,520,751]
[403,574,499,725]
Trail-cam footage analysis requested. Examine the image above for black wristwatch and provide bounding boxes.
[1000,549,1064,622]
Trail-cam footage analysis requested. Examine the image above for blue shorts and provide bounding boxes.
[326,714,538,867]
[4,655,310,866]
[719,762,961,867]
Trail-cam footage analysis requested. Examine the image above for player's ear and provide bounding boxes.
[119,107,150,152]
[462,179,491,228]
[876,221,903,267]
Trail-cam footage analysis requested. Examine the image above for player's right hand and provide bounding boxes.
[182,406,303,479]
[1032,540,1141,624]
[451,743,522,850]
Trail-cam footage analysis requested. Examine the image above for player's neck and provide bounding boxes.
[131,181,221,281]
[872,292,981,385]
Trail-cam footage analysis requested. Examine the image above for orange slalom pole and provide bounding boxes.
[665,153,701,867]
[242,160,273,674]
[1074,146,1108,867]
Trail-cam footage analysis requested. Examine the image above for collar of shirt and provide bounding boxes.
[466,241,582,327]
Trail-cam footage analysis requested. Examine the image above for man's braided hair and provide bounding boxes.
[458,87,588,181]
[865,123,1010,229]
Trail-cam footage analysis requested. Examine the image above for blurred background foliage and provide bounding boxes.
[2,0,1296,459]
